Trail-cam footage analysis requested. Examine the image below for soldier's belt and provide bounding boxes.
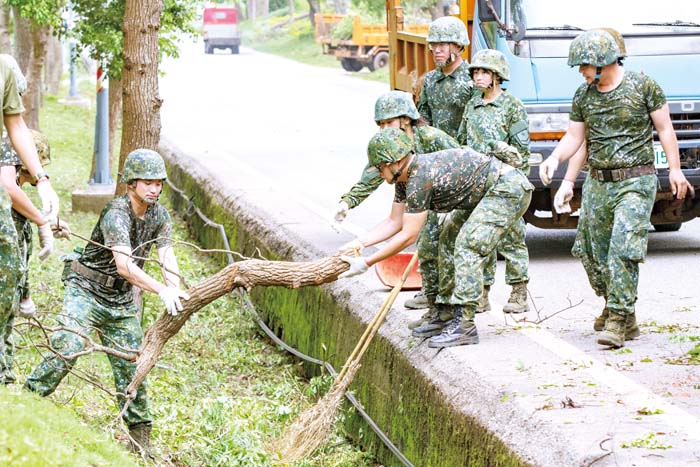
[70,261,131,292]
[589,163,656,183]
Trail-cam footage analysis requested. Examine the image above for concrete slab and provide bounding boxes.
[71,183,115,213]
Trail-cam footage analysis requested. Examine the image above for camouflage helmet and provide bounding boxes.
[367,128,413,168]
[30,130,50,167]
[374,90,420,123]
[468,49,510,81]
[596,27,626,57]
[120,148,167,183]
[427,16,469,47]
[0,54,27,95]
[567,29,621,67]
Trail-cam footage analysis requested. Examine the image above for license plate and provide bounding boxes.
[654,144,669,169]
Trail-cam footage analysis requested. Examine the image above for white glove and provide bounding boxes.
[17,298,36,318]
[554,180,574,214]
[539,156,559,186]
[158,287,191,316]
[37,222,54,260]
[339,238,364,253]
[51,218,71,239]
[338,255,369,279]
[332,200,350,223]
[37,181,60,221]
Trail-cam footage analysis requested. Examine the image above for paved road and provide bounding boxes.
[160,40,700,464]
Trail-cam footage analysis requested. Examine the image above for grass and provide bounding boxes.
[6,87,377,466]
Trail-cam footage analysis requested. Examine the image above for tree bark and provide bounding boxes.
[307,0,319,28]
[126,254,351,399]
[45,32,62,95]
[22,23,49,130]
[12,7,32,73]
[108,78,123,171]
[116,0,163,195]
[0,6,12,53]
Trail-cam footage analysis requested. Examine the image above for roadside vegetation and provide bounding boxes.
[3,85,377,467]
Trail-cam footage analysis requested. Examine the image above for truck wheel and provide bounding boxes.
[231,45,240,54]
[653,223,682,232]
[368,51,389,72]
[341,58,363,72]
[204,42,213,54]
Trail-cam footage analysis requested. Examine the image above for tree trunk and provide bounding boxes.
[307,0,319,27]
[288,0,294,19]
[126,254,352,399]
[247,0,256,20]
[45,32,62,95]
[12,7,32,73]
[23,23,49,130]
[332,0,348,14]
[116,0,163,196]
[0,6,12,53]
[108,78,122,171]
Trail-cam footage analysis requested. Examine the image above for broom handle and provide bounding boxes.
[336,252,419,383]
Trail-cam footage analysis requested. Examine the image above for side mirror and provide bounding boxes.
[478,0,501,23]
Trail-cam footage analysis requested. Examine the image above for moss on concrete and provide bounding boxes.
[163,159,531,467]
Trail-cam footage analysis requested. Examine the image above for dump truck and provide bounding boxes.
[315,13,428,72]
[386,0,700,231]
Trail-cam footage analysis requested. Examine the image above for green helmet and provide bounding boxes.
[0,54,27,95]
[120,148,167,183]
[567,29,621,67]
[596,27,627,57]
[374,91,420,123]
[367,128,413,168]
[427,16,469,47]
[468,49,510,81]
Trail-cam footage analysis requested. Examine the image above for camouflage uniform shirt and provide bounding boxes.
[456,91,531,170]
[0,61,24,136]
[417,61,479,137]
[570,70,666,169]
[66,195,173,307]
[340,125,459,208]
[394,147,498,213]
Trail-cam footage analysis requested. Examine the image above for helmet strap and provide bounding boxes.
[390,153,413,183]
[593,66,602,85]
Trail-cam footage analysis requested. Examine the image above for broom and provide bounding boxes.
[270,252,420,464]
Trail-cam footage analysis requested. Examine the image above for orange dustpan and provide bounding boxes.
[375,252,422,290]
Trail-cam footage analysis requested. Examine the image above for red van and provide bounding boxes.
[203,6,241,54]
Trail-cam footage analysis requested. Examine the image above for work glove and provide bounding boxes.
[37,222,54,261]
[51,218,71,239]
[539,156,559,186]
[339,238,364,253]
[488,140,522,168]
[17,298,36,318]
[158,286,191,316]
[553,180,574,214]
[37,181,60,222]
[338,255,368,279]
[332,200,350,223]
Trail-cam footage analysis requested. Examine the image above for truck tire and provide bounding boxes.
[368,51,389,72]
[341,58,363,72]
[231,45,240,54]
[204,42,213,54]
[653,223,682,232]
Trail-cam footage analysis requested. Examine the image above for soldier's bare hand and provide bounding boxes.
[669,168,691,199]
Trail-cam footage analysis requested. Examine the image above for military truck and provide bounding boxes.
[315,13,428,72]
[386,0,700,230]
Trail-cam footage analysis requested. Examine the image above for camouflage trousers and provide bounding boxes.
[572,174,657,316]
[436,170,533,315]
[0,189,20,384]
[483,216,529,287]
[24,284,151,426]
[416,210,440,297]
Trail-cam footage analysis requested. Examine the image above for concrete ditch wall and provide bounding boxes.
[159,140,579,467]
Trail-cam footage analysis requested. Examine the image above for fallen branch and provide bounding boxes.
[125,254,351,399]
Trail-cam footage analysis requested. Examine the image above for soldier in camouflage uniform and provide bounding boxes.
[339,128,533,347]
[334,91,460,326]
[456,49,531,314]
[24,149,190,456]
[539,29,690,348]
[0,55,61,384]
[0,131,67,384]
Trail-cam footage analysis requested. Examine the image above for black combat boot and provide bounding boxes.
[411,304,455,338]
[128,422,153,459]
[428,307,479,348]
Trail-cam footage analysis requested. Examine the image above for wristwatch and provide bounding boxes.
[32,170,50,185]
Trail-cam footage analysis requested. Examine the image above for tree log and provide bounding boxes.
[126,253,350,398]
